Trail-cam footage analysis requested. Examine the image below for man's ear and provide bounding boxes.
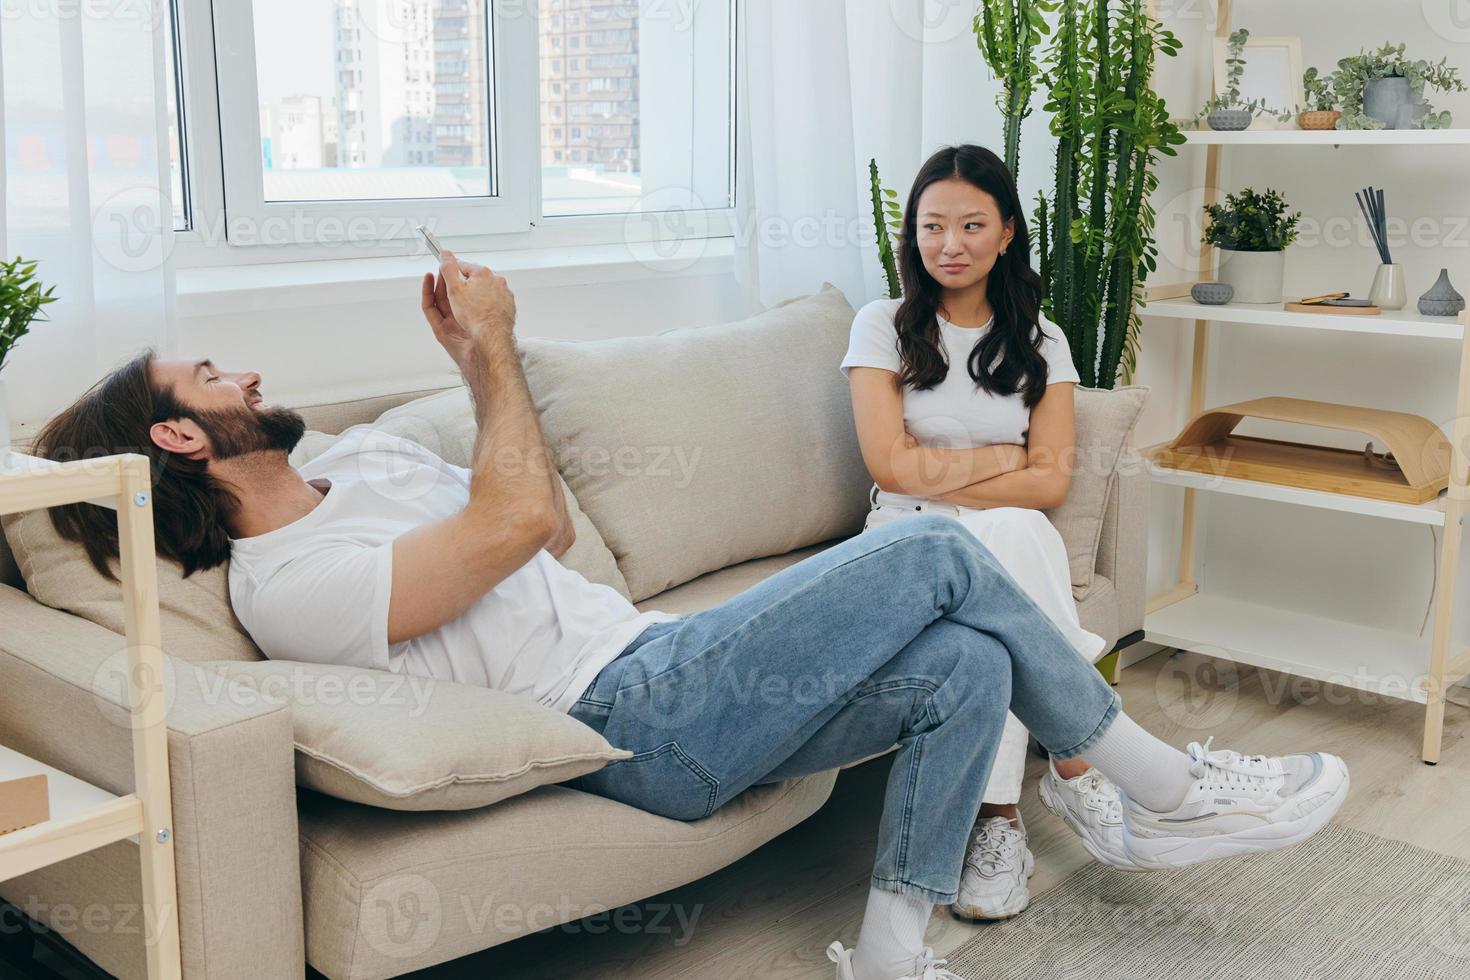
[150,418,207,459]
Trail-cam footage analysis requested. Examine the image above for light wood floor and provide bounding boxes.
[421,644,1470,979]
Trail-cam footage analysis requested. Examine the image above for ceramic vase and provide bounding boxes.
[1368,263,1407,310]
[1298,110,1341,130]
[1417,267,1465,316]
[1206,109,1252,131]
[1215,249,1285,304]
[1363,76,1414,128]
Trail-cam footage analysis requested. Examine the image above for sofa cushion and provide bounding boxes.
[520,286,872,603]
[1043,385,1149,598]
[0,508,265,664]
[295,770,837,978]
[290,387,632,598]
[204,660,630,811]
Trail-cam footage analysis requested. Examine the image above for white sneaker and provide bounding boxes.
[1038,760,1147,871]
[1120,738,1350,870]
[827,941,962,980]
[950,815,1034,921]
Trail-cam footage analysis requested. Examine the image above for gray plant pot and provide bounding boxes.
[1215,248,1285,304]
[1363,76,1416,128]
[1206,109,1252,131]
[1190,281,1235,305]
[1418,267,1465,316]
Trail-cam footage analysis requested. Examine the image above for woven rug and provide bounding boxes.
[944,824,1470,980]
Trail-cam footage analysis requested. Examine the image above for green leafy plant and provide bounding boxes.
[974,0,1057,179]
[1200,187,1302,253]
[1195,28,1293,125]
[0,257,57,374]
[869,159,902,300]
[1299,66,1337,112]
[1331,43,1466,129]
[1034,0,1186,388]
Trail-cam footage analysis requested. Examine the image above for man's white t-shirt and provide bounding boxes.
[840,298,1080,447]
[227,428,680,713]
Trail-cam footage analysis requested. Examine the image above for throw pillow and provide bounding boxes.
[1043,384,1150,598]
[204,659,630,810]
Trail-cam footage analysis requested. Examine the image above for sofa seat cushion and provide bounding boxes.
[520,286,872,603]
[295,771,837,979]
[204,660,630,811]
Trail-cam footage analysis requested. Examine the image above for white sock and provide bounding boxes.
[1073,711,1194,812]
[852,887,932,980]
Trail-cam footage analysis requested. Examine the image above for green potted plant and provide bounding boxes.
[1200,187,1302,304]
[1332,43,1465,129]
[0,257,58,450]
[1297,66,1340,130]
[974,0,1056,179]
[1196,28,1293,131]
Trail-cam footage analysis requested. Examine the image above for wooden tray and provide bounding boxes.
[1148,396,1452,504]
[1283,301,1381,315]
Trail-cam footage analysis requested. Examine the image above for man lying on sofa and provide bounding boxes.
[35,251,1348,980]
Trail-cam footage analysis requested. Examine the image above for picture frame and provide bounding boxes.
[1213,35,1304,130]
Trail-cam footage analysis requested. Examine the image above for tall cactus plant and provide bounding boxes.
[1034,0,1184,387]
[974,0,1057,180]
[870,159,903,300]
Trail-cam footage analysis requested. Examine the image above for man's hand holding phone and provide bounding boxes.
[420,248,517,372]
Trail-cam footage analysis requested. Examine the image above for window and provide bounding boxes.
[537,0,734,218]
[163,0,190,230]
[167,0,736,252]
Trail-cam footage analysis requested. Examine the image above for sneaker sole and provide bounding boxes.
[1122,756,1350,870]
[1037,777,1148,873]
[950,851,1034,921]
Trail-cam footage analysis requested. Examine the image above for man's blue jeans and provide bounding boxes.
[566,515,1121,905]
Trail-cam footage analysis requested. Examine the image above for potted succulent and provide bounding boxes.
[1297,66,1340,130]
[1201,187,1302,304]
[1332,43,1465,129]
[0,257,58,451]
[1196,28,1293,131]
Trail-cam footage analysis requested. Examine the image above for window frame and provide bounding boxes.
[168,0,738,268]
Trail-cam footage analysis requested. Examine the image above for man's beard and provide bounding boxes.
[191,403,307,461]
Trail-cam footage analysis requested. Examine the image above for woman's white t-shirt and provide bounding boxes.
[227,428,679,713]
[839,298,1080,448]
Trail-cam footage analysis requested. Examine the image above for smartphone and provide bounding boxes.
[415,224,444,260]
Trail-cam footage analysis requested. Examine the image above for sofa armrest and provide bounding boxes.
[1095,451,1150,639]
[0,584,304,980]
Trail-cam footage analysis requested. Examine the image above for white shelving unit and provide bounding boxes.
[0,450,181,977]
[1137,0,1470,763]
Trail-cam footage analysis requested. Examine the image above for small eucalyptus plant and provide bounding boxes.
[1298,66,1337,112]
[1196,28,1293,125]
[1332,43,1466,129]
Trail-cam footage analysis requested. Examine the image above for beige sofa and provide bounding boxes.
[0,289,1149,979]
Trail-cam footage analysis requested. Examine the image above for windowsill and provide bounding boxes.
[176,237,738,318]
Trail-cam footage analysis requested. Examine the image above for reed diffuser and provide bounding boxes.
[1356,185,1405,310]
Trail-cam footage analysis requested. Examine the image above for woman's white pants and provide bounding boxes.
[862,489,1107,804]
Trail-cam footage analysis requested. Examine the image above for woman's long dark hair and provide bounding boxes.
[30,349,240,581]
[894,144,1049,408]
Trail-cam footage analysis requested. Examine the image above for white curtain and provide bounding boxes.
[737,0,932,311]
[2,0,178,436]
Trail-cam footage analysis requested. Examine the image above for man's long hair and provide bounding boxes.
[894,144,1050,408]
[30,349,240,581]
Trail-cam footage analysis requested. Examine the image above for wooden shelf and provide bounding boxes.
[1141,294,1465,340]
[1142,446,1449,526]
[1179,128,1470,146]
[0,451,180,977]
[1145,591,1470,704]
